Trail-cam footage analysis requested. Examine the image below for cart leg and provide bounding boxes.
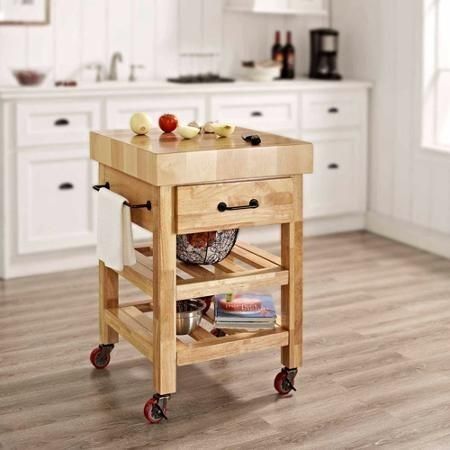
[99,261,119,345]
[280,175,303,369]
[152,185,177,396]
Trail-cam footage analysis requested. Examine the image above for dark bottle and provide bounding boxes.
[281,31,295,79]
[272,30,283,64]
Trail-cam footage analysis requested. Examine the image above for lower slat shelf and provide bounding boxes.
[107,301,288,367]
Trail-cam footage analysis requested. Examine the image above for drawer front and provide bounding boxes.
[17,149,96,254]
[16,101,101,147]
[176,178,298,233]
[106,95,206,128]
[303,131,363,218]
[210,93,298,131]
[301,91,362,130]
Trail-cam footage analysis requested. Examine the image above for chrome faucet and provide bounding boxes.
[108,52,123,81]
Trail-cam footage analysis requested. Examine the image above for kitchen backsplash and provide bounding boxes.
[0,0,328,85]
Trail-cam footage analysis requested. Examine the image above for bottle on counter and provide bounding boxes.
[281,31,295,79]
[272,30,283,64]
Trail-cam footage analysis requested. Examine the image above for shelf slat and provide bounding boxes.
[105,307,153,360]
[177,327,289,366]
[177,268,288,299]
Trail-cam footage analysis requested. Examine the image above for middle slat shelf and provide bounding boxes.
[118,241,287,299]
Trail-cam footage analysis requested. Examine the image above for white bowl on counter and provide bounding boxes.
[242,63,281,82]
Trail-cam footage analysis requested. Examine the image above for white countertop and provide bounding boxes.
[0,78,372,100]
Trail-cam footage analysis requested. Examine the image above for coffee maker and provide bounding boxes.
[309,29,342,80]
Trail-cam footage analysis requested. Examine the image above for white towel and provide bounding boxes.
[97,188,136,271]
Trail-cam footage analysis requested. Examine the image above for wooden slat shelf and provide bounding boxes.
[108,300,288,367]
[117,241,287,299]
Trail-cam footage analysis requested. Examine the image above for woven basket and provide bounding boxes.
[176,229,239,265]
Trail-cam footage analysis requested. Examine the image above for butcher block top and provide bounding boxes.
[90,127,313,186]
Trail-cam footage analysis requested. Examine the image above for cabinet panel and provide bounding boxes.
[211,93,298,131]
[16,101,101,147]
[302,131,364,218]
[106,96,206,128]
[17,149,96,254]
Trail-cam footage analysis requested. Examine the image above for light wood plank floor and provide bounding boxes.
[2,231,450,449]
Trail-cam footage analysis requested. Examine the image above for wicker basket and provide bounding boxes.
[176,229,239,265]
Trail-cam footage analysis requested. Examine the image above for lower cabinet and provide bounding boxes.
[17,149,97,254]
[302,130,366,218]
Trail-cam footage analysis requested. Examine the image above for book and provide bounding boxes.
[214,293,277,326]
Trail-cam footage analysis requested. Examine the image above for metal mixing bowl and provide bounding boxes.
[176,299,206,335]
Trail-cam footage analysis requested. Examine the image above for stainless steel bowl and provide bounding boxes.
[176,299,206,335]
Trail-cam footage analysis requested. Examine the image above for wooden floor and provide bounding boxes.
[2,231,450,449]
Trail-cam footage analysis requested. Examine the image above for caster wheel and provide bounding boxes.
[211,328,226,337]
[274,367,298,396]
[89,344,114,369]
[144,395,169,424]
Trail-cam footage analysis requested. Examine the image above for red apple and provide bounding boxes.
[158,113,178,133]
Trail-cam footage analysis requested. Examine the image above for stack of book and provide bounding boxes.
[214,293,276,330]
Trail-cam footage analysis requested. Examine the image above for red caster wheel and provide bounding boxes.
[89,344,114,369]
[144,394,170,424]
[211,328,226,337]
[274,367,298,395]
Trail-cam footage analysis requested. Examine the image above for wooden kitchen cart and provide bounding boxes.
[89,128,313,423]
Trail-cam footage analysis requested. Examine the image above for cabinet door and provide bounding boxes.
[17,149,96,254]
[302,131,365,218]
[106,96,206,129]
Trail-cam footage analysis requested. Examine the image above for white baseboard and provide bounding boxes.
[367,211,450,260]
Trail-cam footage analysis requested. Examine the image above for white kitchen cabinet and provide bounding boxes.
[16,101,101,147]
[226,0,328,15]
[17,149,96,254]
[210,93,298,131]
[106,96,206,129]
[302,130,365,218]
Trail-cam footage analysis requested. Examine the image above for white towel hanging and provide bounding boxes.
[97,188,136,271]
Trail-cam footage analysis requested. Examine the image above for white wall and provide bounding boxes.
[333,0,450,257]
[0,0,327,85]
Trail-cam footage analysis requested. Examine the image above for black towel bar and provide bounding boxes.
[93,182,152,210]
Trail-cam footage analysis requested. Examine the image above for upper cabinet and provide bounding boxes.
[178,0,223,55]
[225,0,328,15]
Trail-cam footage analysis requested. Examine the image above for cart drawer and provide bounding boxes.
[176,177,299,233]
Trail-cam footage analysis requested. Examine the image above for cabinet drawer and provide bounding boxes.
[16,101,101,147]
[17,149,96,254]
[303,132,363,218]
[106,95,206,128]
[210,93,298,131]
[301,91,362,130]
[176,177,299,233]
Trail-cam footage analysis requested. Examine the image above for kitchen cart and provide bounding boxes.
[89,128,313,423]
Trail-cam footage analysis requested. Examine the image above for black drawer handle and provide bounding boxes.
[250,111,263,117]
[217,199,259,212]
[54,118,70,126]
[59,182,74,190]
[328,107,339,114]
[328,163,339,169]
